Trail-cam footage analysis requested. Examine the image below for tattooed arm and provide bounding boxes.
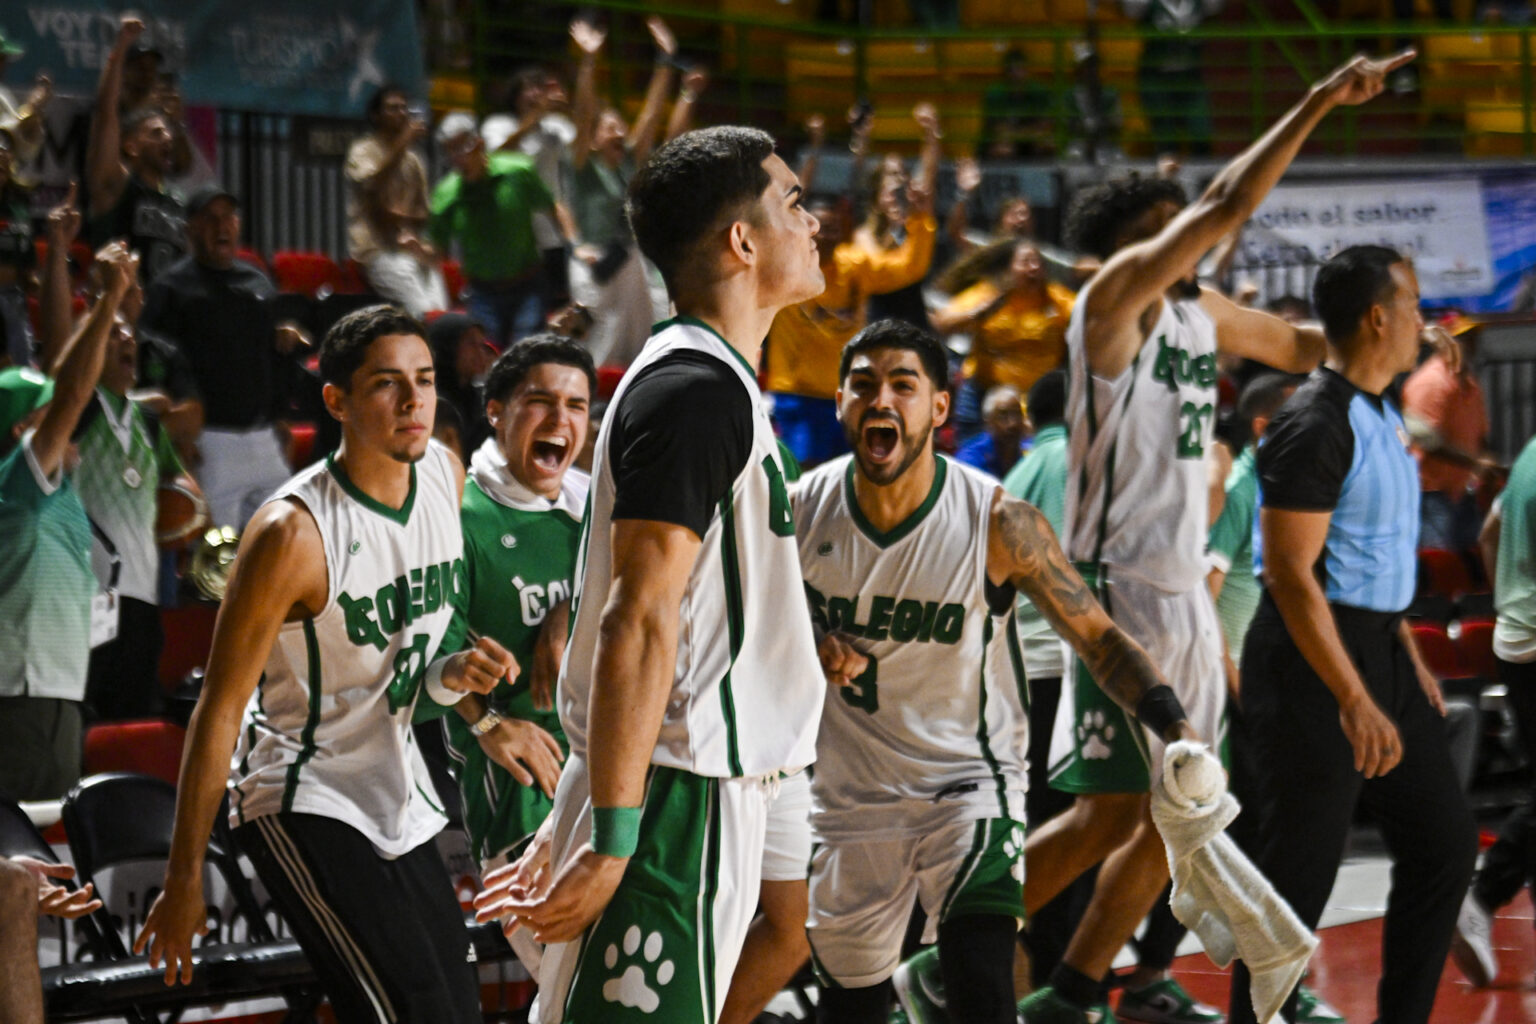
[986,491,1198,743]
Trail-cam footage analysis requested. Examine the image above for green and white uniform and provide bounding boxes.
[446,437,587,867]
[229,441,466,856]
[794,454,1028,987]
[535,318,823,1024]
[1208,445,1261,661]
[1054,292,1225,792]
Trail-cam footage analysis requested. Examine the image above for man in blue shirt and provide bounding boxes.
[1230,245,1476,1024]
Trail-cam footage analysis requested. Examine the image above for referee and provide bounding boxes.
[1228,245,1476,1024]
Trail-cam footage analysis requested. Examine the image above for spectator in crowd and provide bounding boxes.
[0,240,134,802]
[1232,244,1476,1024]
[932,240,1074,437]
[0,126,35,367]
[346,84,448,317]
[979,48,1055,159]
[1403,326,1492,550]
[431,113,562,348]
[1125,0,1223,156]
[1,853,103,1024]
[857,104,942,329]
[566,16,692,367]
[428,311,497,457]
[1453,432,1536,987]
[86,16,186,285]
[0,27,49,168]
[482,65,579,310]
[955,384,1027,479]
[140,184,309,530]
[765,186,936,466]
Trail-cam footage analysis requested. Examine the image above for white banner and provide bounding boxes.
[1239,179,1495,301]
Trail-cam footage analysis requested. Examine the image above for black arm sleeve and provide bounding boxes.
[608,352,754,540]
[1258,372,1355,512]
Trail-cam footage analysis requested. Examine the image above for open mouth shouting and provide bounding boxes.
[861,417,902,464]
[529,434,571,474]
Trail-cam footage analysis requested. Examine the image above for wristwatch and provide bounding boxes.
[469,709,504,737]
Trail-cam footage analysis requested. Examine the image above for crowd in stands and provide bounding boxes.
[0,7,1533,1024]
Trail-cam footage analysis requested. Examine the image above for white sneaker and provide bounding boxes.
[1450,891,1497,987]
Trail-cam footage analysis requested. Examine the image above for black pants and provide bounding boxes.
[1473,655,1536,914]
[234,813,481,1024]
[1228,594,1477,1024]
[85,597,164,721]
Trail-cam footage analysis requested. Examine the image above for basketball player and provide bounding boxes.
[473,126,831,1024]
[136,305,536,1021]
[1020,50,1415,1023]
[794,319,1211,1024]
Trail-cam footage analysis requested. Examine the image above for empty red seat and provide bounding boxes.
[1457,618,1498,679]
[82,720,187,785]
[287,422,318,468]
[270,250,341,297]
[236,247,268,274]
[442,259,466,305]
[1419,548,1477,599]
[338,258,371,295]
[596,365,626,401]
[1411,621,1464,679]
[158,603,219,691]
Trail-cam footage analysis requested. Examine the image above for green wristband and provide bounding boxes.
[591,806,641,858]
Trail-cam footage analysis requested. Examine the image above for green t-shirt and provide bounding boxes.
[429,152,554,281]
[1495,437,1536,660]
[0,432,96,699]
[1208,445,1260,661]
[1001,423,1069,680]
[73,390,183,605]
[444,449,586,863]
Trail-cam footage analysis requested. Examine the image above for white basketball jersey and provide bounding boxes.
[561,319,823,778]
[1065,292,1219,592]
[794,455,1028,842]
[229,441,463,857]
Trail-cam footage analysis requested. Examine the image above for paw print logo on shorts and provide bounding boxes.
[1003,825,1025,882]
[601,925,674,1013]
[1078,710,1115,760]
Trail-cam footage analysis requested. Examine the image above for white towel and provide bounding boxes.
[1151,742,1318,1024]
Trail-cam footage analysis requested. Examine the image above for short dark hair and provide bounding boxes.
[366,83,408,125]
[319,305,427,389]
[506,66,547,110]
[1238,372,1303,428]
[1312,244,1405,344]
[626,126,775,292]
[1065,173,1188,260]
[839,319,950,390]
[122,108,168,141]
[482,332,597,408]
[1026,369,1067,428]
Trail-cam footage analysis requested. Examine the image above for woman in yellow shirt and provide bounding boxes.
[932,239,1075,432]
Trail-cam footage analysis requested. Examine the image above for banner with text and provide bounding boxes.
[1239,178,1496,303]
[6,0,424,118]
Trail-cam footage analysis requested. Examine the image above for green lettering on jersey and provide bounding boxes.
[386,633,431,713]
[1150,334,1219,394]
[762,455,795,538]
[812,590,965,646]
[839,653,879,713]
[338,557,467,651]
[423,563,443,614]
[828,596,860,636]
[805,583,831,634]
[932,603,965,644]
[339,593,388,652]
[409,568,426,621]
[865,596,895,640]
[890,599,924,642]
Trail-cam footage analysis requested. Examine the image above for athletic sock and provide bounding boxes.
[1049,963,1101,1011]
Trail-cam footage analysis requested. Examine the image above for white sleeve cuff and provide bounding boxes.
[422,655,467,707]
[1207,550,1233,575]
[21,430,63,495]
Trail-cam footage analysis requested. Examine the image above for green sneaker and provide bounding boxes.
[1295,985,1345,1024]
[892,946,946,1024]
[1017,986,1117,1023]
[1116,979,1224,1024]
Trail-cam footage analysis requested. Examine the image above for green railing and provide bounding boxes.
[450,1,1534,158]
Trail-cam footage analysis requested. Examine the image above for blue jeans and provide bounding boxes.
[465,277,544,349]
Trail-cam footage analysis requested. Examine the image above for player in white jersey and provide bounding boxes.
[1019,51,1415,1024]
[136,306,535,1022]
[792,319,1215,1024]
[473,126,834,1024]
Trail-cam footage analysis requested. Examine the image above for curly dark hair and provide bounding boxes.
[1064,173,1188,260]
[482,333,597,408]
[839,319,951,389]
[626,126,775,293]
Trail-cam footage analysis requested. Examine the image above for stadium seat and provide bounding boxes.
[286,422,318,468]
[442,259,466,305]
[158,603,219,691]
[82,720,187,786]
[270,251,341,298]
[1411,621,1464,679]
[338,258,371,295]
[1419,547,1478,600]
[236,248,268,275]
[1457,618,1498,681]
[596,364,626,401]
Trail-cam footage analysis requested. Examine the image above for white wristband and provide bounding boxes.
[422,655,467,706]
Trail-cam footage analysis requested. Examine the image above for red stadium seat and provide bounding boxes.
[442,259,466,305]
[287,422,318,468]
[1419,548,1477,599]
[82,720,187,786]
[271,250,342,297]
[158,603,219,690]
[596,364,625,401]
[1411,621,1464,679]
[338,258,371,295]
[1457,618,1498,680]
[236,247,269,274]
